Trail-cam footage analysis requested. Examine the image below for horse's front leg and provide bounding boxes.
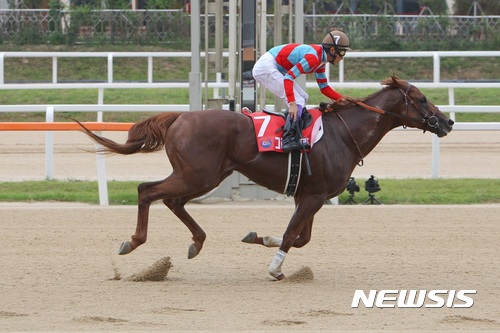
[268,195,324,280]
[241,218,313,248]
[241,232,282,247]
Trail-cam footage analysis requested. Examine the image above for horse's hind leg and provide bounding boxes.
[118,176,209,256]
[163,198,206,259]
[118,180,162,255]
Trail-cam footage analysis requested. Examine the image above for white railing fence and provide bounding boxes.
[0,51,499,205]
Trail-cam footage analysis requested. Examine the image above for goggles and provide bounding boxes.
[336,48,347,57]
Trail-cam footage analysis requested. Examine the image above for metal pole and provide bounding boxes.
[204,0,209,108]
[241,0,256,111]
[294,0,305,91]
[433,52,440,83]
[189,0,202,110]
[228,0,237,111]
[432,134,440,178]
[273,0,283,111]
[45,106,54,180]
[257,0,267,110]
[96,88,109,206]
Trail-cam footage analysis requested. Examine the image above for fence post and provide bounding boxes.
[338,60,344,83]
[432,134,440,178]
[148,56,153,83]
[0,53,4,84]
[45,106,54,180]
[52,56,58,83]
[448,87,456,122]
[433,52,440,83]
[95,88,109,206]
[108,53,113,83]
[189,0,202,110]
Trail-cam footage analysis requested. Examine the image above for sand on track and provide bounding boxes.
[1,130,500,182]
[0,203,499,332]
[0,126,499,331]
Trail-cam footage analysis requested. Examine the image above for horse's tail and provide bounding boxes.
[75,112,182,155]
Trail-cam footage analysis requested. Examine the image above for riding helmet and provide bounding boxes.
[321,30,351,50]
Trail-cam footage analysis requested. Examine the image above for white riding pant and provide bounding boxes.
[252,52,308,109]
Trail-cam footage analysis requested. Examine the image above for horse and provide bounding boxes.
[77,75,453,280]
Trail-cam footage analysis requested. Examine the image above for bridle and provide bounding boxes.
[331,83,441,166]
[353,83,440,132]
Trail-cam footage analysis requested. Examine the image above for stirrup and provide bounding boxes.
[282,140,301,153]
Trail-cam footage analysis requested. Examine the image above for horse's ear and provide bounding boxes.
[380,74,402,87]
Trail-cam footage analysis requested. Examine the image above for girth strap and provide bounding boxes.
[284,150,303,196]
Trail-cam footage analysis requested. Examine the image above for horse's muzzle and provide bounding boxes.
[436,118,454,137]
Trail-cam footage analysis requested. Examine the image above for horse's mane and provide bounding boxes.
[318,75,403,113]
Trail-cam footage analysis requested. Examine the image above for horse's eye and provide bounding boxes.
[420,97,427,104]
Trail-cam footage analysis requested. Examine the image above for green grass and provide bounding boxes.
[0,180,140,205]
[1,87,498,123]
[338,178,500,205]
[0,178,498,205]
[0,44,498,123]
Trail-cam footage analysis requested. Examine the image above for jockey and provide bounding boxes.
[252,30,351,152]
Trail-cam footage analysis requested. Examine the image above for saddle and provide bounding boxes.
[258,108,314,129]
[242,107,324,153]
[243,107,324,196]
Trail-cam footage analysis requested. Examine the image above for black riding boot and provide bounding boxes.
[282,115,301,153]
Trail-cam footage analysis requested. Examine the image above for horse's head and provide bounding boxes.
[381,75,454,137]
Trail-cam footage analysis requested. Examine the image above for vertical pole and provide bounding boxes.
[433,52,443,183]
[228,0,237,111]
[433,52,440,83]
[52,56,58,83]
[448,87,456,122]
[432,134,440,179]
[273,0,283,112]
[45,106,54,180]
[294,0,304,43]
[190,0,202,110]
[204,0,209,108]
[215,0,223,75]
[96,88,109,206]
[107,53,113,83]
[338,60,344,83]
[257,0,267,110]
[147,56,153,83]
[294,0,306,93]
[0,53,4,84]
[241,0,256,111]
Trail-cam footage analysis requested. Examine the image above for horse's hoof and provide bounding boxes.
[275,274,286,281]
[241,231,257,243]
[188,244,199,259]
[118,241,132,255]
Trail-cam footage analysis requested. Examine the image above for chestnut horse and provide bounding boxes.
[77,76,453,280]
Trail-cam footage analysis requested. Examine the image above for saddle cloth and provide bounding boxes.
[243,108,324,153]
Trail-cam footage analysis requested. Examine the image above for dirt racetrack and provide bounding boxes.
[1,129,500,181]
[0,203,499,332]
[0,130,499,331]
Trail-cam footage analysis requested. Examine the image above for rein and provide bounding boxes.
[352,84,440,131]
[330,83,440,166]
